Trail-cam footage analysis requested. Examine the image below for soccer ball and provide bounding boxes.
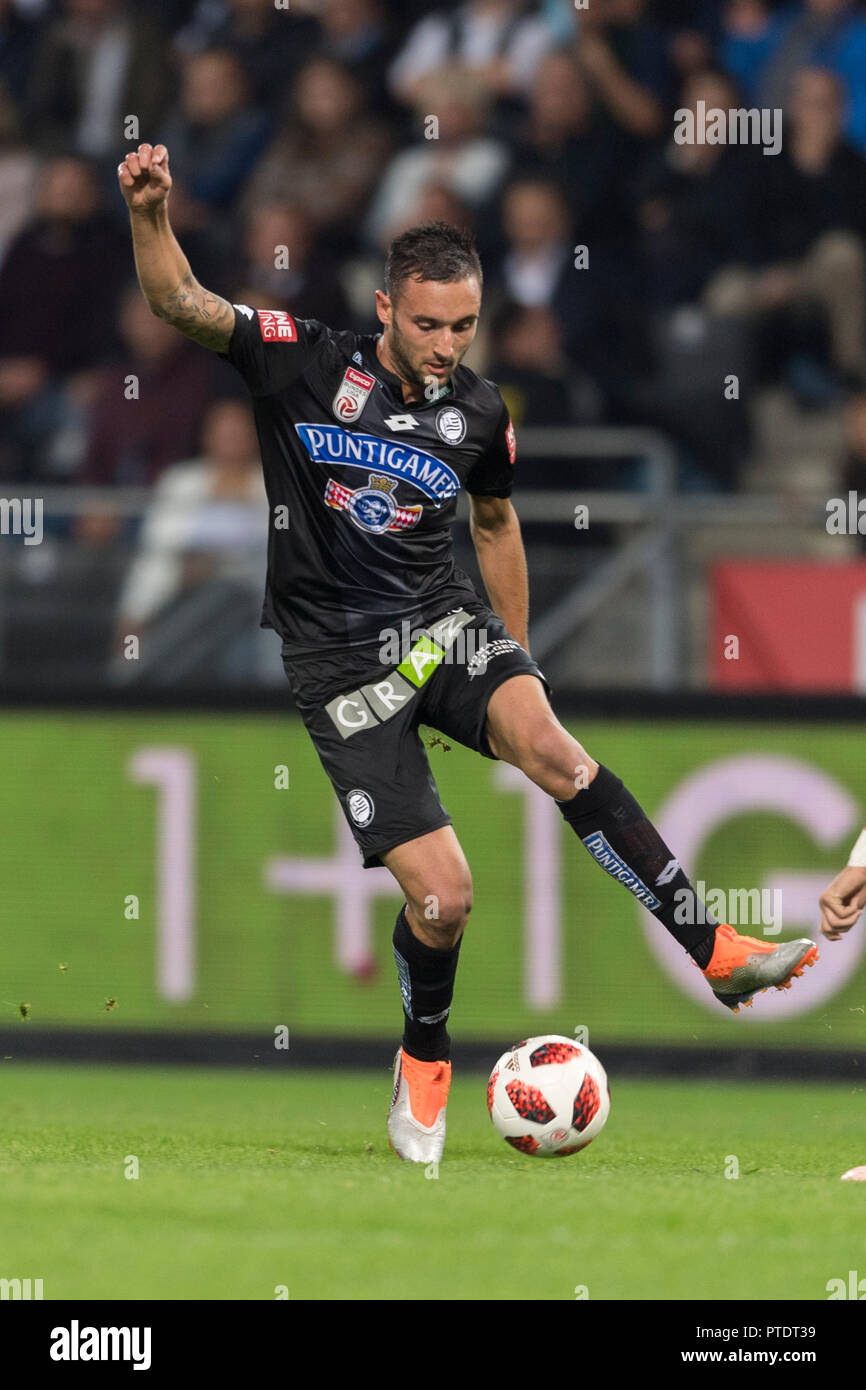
[487,1034,610,1157]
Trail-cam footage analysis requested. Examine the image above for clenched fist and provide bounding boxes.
[118,143,172,214]
[818,864,866,941]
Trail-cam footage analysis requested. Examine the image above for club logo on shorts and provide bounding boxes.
[333,366,376,423]
[435,406,466,445]
[347,788,375,827]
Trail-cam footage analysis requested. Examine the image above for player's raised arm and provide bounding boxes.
[117,143,235,353]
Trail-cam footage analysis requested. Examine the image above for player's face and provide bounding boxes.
[376,276,481,400]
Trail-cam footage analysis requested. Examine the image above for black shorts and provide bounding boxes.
[282,605,551,867]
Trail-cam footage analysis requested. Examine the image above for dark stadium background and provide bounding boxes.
[2,0,866,1074]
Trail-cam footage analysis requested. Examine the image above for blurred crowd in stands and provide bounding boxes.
[2,0,866,559]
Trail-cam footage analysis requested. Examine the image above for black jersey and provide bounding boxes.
[219,305,516,653]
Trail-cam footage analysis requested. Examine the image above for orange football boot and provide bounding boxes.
[699,923,818,1012]
[387,1048,451,1162]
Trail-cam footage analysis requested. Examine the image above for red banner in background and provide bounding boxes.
[711,561,866,691]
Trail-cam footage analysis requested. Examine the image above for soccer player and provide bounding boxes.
[818,826,866,940]
[119,143,819,1163]
[819,831,866,1184]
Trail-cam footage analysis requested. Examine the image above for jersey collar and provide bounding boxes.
[361,334,453,407]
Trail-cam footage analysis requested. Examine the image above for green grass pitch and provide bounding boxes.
[1,1063,863,1301]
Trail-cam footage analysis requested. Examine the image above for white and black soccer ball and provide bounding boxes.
[487,1035,610,1157]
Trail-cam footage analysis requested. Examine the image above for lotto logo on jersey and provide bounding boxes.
[257,309,297,342]
[333,366,376,423]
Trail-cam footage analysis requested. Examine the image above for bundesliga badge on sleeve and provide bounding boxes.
[333,365,376,424]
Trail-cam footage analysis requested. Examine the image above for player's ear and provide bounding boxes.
[375,290,392,327]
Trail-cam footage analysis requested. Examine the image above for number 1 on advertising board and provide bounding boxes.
[128,747,196,1002]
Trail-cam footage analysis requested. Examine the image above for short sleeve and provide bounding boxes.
[218,306,328,397]
[465,397,516,498]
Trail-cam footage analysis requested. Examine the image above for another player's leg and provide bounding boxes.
[486,676,818,1012]
[381,825,471,1162]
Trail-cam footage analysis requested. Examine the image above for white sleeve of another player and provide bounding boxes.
[848,828,866,867]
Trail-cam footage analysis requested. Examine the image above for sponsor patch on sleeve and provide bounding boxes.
[256,309,298,343]
[505,418,516,465]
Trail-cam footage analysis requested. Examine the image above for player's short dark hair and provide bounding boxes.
[384,221,483,302]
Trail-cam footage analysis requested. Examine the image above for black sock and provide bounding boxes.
[557,765,718,967]
[392,905,461,1062]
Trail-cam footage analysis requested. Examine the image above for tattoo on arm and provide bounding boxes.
[157,272,235,351]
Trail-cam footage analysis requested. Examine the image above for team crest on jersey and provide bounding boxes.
[324,473,423,534]
[333,366,376,424]
[435,406,466,445]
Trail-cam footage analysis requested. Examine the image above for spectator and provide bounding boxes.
[172,0,319,114]
[116,397,268,639]
[315,0,398,113]
[720,0,788,101]
[665,4,720,86]
[234,203,353,328]
[635,68,760,310]
[508,50,633,243]
[487,300,601,427]
[82,284,216,488]
[752,67,866,257]
[491,175,627,403]
[496,176,573,310]
[243,58,391,247]
[570,0,673,142]
[27,0,171,158]
[388,0,559,108]
[759,0,866,155]
[706,66,866,384]
[0,155,126,479]
[158,48,272,213]
[365,70,510,248]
